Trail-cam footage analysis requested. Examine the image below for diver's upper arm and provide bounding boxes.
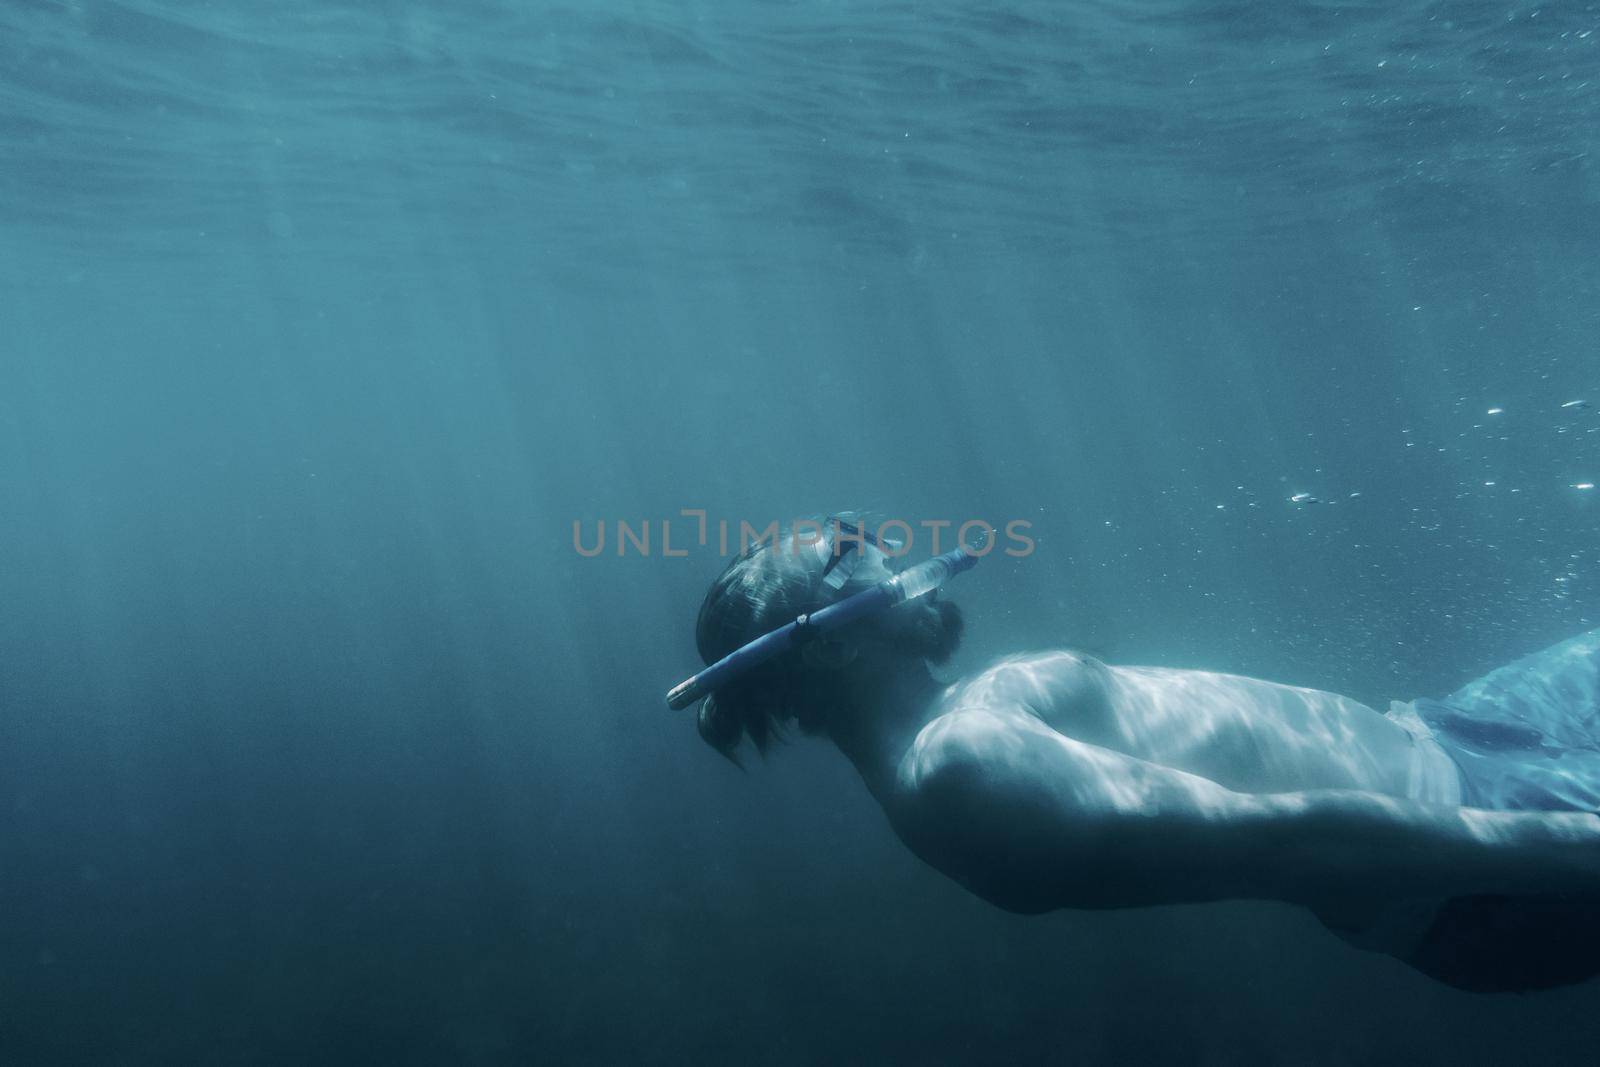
[899,708,1278,910]
[899,709,1600,913]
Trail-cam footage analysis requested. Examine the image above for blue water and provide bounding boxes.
[3,1,1598,1062]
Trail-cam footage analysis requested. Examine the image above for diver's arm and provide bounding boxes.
[895,707,1600,914]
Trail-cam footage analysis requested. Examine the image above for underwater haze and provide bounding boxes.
[3,0,1599,1063]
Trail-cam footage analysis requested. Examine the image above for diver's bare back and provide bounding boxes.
[890,650,1600,917]
[942,651,1436,797]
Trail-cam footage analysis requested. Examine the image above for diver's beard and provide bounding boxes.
[928,599,965,664]
[899,598,964,666]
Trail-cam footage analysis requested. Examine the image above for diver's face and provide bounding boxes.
[878,591,965,666]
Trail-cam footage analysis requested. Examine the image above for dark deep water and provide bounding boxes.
[3,1,1599,1063]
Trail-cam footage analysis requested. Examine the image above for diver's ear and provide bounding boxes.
[801,637,858,671]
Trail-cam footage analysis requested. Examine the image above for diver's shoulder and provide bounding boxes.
[940,650,1110,713]
[895,705,1039,820]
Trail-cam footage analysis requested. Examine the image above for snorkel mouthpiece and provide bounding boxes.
[665,542,982,711]
[888,545,978,603]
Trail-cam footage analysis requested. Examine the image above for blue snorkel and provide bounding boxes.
[665,541,981,711]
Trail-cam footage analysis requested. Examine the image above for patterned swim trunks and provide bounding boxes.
[1410,630,1600,813]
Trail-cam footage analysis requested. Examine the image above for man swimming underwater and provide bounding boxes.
[668,517,1600,993]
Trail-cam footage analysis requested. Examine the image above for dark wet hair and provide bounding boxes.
[692,520,843,761]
